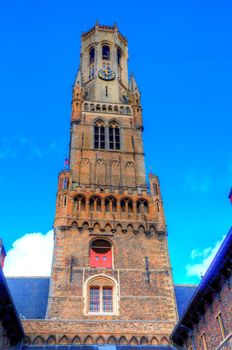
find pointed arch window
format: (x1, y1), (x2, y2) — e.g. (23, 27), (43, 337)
(89, 47), (95, 65)
(109, 122), (120, 150)
(117, 48), (122, 66)
(74, 195), (86, 212)
(102, 45), (110, 60)
(89, 196), (102, 212)
(136, 199), (149, 215)
(94, 120), (105, 149)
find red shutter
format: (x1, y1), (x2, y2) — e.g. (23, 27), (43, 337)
(90, 248), (112, 268)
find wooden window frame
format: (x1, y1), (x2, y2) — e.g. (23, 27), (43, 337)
(201, 333), (208, 350)
(84, 275), (118, 315)
(216, 312), (225, 340)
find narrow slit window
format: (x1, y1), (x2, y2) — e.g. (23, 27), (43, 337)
(89, 47), (95, 64)
(102, 45), (110, 60)
(117, 48), (122, 66)
(106, 86), (108, 97)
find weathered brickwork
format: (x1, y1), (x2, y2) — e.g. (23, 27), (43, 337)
(24, 23), (178, 344)
(172, 227), (232, 350)
(23, 320), (173, 345)
(185, 278), (232, 350)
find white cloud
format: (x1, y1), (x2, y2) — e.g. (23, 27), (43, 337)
(185, 235), (225, 278)
(3, 230), (53, 276)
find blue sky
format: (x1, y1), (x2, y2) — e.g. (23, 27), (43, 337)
(0, 0), (231, 284)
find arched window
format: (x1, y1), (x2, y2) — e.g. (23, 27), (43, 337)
(102, 45), (110, 60)
(89, 47), (95, 64)
(94, 120), (105, 149)
(109, 122), (120, 150)
(85, 275), (118, 314)
(117, 48), (122, 66)
(120, 106), (124, 114)
(120, 197), (133, 214)
(136, 199), (149, 215)
(105, 196), (117, 213)
(90, 239), (112, 268)
(63, 177), (69, 190)
(156, 201), (160, 212)
(105, 198), (110, 212)
(120, 199), (126, 213)
(89, 196), (102, 212)
(128, 199), (133, 213)
(74, 195), (86, 211)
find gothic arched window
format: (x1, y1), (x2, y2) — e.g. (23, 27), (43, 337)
(102, 45), (110, 60)
(94, 120), (105, 149)
(109, 122), (120, 150)
(89, 196), (102, 212)
(89, 47), (95, 65)
(120, 197), (133, 215)
(105, 196), (117, 213)
(136, 199), (149, 215)
(74, 195), (86, 212)
(117, 48), (122, 66)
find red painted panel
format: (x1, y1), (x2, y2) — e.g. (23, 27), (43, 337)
(90, 248), (112, 268)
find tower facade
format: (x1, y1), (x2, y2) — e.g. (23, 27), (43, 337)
(24, 23), (177, 345)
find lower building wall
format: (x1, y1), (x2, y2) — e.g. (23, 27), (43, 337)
(22, 320), (175, 346)
(184, 280), (232, 350)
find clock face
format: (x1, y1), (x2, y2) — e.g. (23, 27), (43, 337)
(98, 67), (116, 81)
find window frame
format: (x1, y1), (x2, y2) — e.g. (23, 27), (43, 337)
(89, 47), (95, 65)
(109, 122), (120, 150)
(216, 312), (226, 340)
(94, 120), (106, 150)
(102, 45), (110, 60)
(201, 333), (208, 350)
(89, 285), (113, 313)
(84, 275), (119, 315)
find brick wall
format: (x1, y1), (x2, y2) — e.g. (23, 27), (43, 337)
(185, 277), (232, 349)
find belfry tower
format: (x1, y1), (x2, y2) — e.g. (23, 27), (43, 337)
(25, 23), (177, 345)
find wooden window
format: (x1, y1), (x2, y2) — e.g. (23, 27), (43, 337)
(201, 333), (208, 350)
(89, 285), (113, 313)
(90, 239), (112, 268)
(103, 287), (113, 312)
(216, 313), (225, 340)
(89, 286), (100, 312)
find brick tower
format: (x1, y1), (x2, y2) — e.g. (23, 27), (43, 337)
(24, 23), (177, 345)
